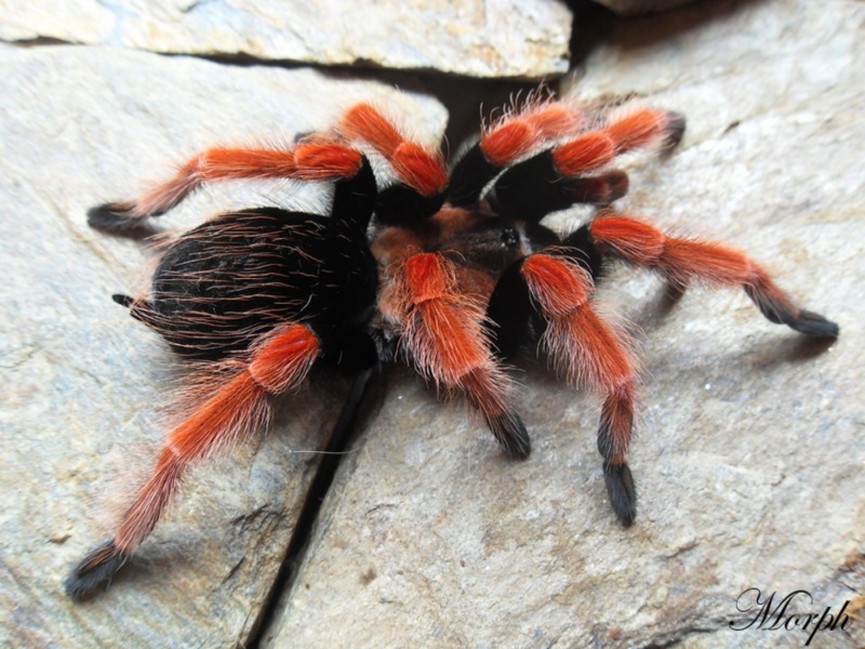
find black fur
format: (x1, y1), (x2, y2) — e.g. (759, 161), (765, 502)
(125, 161), (379, 362)
(488, 411), (531, 459)
(374, 183), (445, 224)
(561, 224), (605, 281)
(603, 462), (636, 526)
(490, 151), (629, 222)
(447, 144), (501, 208)
(65, 540), (129, 600)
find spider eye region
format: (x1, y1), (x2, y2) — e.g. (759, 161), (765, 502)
(500, 226), (519, 247)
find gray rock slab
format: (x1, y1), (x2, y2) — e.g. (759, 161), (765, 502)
(0, 44), (445, 648)
(265, 0), (865, 647)
(0, 0), (572, 79)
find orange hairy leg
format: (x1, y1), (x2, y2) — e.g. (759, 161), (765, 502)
(457, 105), (683, 220)
(65, 323), (321, 599)
(338, 103), (447, 196)
(590, 214), (839, 338)
(521, 253), (639, 524)
(551, 106), (684, 178)
(87, 142), (363, 227)
(384, 252), (530, 457)
(480, 101), (585, 166)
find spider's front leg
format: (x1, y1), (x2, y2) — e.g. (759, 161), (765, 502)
(488, 252), (639, 525)
(88, 141), (364, 229)
(381, 252), (531, 458)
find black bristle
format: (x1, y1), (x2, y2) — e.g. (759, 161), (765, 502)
(87, 202), (142, 230)
(65, 540), (129, 600)
(603, 461), (636, 526)
(791, 310), (840, 339)
(490, 411), (531, 459)
(112, 294), (134, 308)
(663, 111), (687, 150)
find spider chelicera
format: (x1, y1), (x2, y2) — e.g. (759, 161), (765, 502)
(66, 95), (838, 598)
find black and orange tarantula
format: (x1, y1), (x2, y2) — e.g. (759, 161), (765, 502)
(66, 96), (838, 597)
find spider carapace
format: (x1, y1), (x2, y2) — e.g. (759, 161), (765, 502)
(66, 96), (838, 597)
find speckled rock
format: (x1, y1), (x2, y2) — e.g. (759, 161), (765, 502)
(264, 0), (865, 647)
(0, 44), (445, 648)
(0, 0), (572, 78)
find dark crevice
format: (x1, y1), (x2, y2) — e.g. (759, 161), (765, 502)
(245, 366), (388, 648)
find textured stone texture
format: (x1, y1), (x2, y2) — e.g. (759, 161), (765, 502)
(267, 1), (865, 647)
(0, 0), (572, 78)
(0, 44), (445, 648)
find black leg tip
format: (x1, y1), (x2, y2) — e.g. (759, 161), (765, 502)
(87, 202), (137, 230)
(111, 293), (134, 308)
(65, 540), (128, 600)
(490, 412), (531, 459)
(603, 170), (630, 204)
(603, 461), (636, 526)
(791, 310), (839, 339)
(663, 111), (686, 150)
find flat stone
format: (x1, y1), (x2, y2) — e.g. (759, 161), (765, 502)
(0, 0), (572, 78)
(0, 44), (445, 648)
(266, 0), (865, 646)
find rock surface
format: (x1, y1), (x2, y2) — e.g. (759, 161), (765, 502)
(267, 1), (865, 647)
(1, 0), (863, 648)
(0, 0), (572, 78)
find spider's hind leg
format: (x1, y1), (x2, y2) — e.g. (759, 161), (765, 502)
(65, 322), (322, 599)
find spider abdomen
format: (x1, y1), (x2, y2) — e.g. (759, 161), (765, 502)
(130, 208), (378, 361)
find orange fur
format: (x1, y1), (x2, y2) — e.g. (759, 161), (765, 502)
(522, 254), (637, 460)
(249, 324), (321, 393)
(591, 213), (801, 320)
(292, 142), (363, 179)
(606, 107), (667, 153)
(527, 104), (584, 139)
(128, 144), (364, 217)
(339, 103), (446, 195)
(132, 157), (204, 217)
(339, 103), (403, 155)
(590, 215), (665, 265)
(481, 120), (535, 166)
(481, 101), (584, 167)
(201, 148), (298, 178)
(552, 131), (616, 177)
(112, 323), (320, 553)
(403, 253), (488, 381)
(391, 141), (448, 196)
(384, 253), (511, 418)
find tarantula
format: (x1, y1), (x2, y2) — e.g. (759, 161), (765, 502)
(66, 95), (838, 598)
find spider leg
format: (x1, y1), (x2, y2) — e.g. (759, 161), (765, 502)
(449, 102), (684, 219)
(590, 214), (840, 338)
(383, 252), (530, 457)
(65, 322), (321, 599)
(88, 142), (364, 229)
(489, 252), (639, 524)
(338, 103), (448, 224)
(448, 101), (585, 207)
